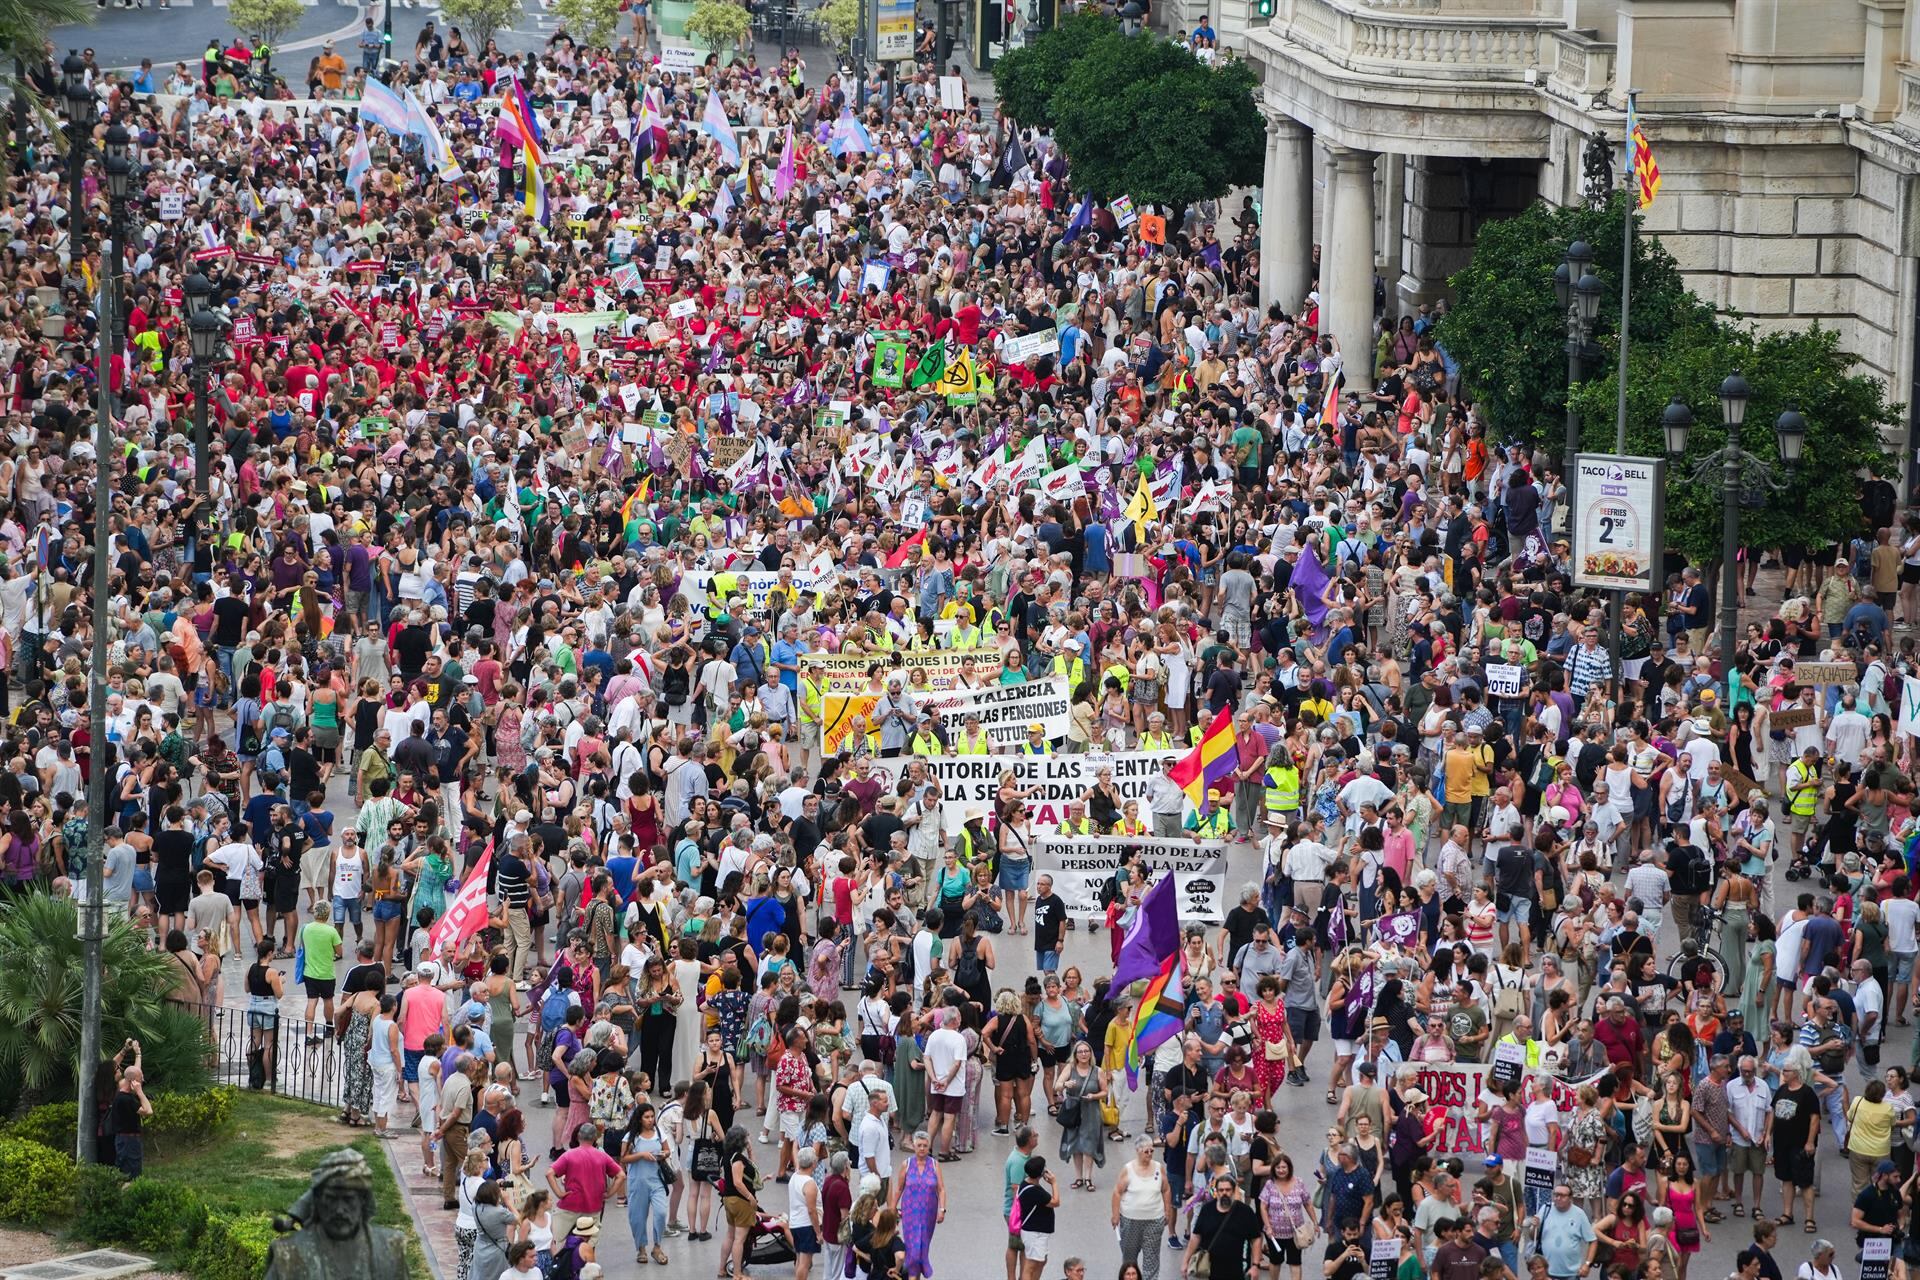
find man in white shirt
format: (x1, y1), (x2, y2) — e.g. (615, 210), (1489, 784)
(1437, 826), (1473, 907)
(856, 1088), (893, 1193)
(1624, 849), (1673, 933)
(1885, 891), (1920, 1026)
(1723, 1055), (1773, 1219)
(1681, 721), (1721, 802)
(1851, 958), (1886, 1073)
(1825, 695), (1872, 770)
(1283, 818), (1335, 917)
(924, 1011), (968, 1158)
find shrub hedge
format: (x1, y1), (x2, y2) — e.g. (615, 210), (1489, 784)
(0, 1138), (76, 1225)
(3, 1086), (237, 1155)
(0, 1086), (270, 1279)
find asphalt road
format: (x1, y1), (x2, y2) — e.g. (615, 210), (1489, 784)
(52, 0), (368, 71)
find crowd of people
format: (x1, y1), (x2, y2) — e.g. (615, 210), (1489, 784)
(10, 7), (1920, 1280)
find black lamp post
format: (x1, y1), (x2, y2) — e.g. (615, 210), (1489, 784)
(61, 52), (90, 251)
(1555, 240), (1603, 516)
(1661, 374), (1808, 686)
(185, 272), (217, 496)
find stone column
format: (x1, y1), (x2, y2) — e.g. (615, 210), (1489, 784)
(1259, 115), (1314, 313)
(1324, 143), (1377, 381)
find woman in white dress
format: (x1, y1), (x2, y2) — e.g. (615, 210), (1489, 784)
(671, 935), (704, 1086)
(1154, 617), (1194, 740)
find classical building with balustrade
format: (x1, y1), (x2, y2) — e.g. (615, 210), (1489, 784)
(1187, 0), (1920, 478)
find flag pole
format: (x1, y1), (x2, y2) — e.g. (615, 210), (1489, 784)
(1614, 87), (1637, 455)
(1607, 87), (1641, 705)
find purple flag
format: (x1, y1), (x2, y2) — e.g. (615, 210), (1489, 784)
(1292, 541), (1332, 639)
(1111, 874), (1180, 994)
(648, 434), (669, 473)
(1349, 964), (1377, 1018)
(1376, 911), (1420, 948)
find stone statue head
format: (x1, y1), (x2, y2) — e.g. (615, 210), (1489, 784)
(290, 1149), (376, 1242)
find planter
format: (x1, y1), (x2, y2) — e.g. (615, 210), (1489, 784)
(657, 0), (696, 39)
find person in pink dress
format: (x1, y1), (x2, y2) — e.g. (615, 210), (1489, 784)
(1662, 1150), (1707, 1280)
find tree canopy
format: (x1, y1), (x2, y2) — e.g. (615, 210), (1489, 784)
(1440, 195), (1897, 564)
(1567, 316), (1897, 564)
(993, 14), (1263, 208)
(1436, 194), (1707, 448)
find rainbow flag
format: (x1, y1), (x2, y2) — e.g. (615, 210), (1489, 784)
(1124, 949), (1188, 1085)
(1168, 706), (1238, 811)
(502, 78), (545, 168)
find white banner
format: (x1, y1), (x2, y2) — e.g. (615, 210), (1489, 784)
(1001, 328), (1060, 364)
(658, 45), (701, 73)
(822, 677), (1072, 754)
(1405, 1063), (1604, 1154)
(1484, 663), (1526, 698)
(869, 749), (1182, 835)
(1035, 836), (1230, 921)
(683, 568), (822, 611)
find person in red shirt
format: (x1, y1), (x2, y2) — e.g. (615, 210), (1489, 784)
(952, 297), (983, 346)
(1593, 997), (1645, 1073)
(545, 1122), (626, 1240)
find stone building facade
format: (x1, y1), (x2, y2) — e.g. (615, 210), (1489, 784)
(1225, 0), (1920, 481)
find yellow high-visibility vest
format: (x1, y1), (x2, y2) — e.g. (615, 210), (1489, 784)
(1265, 765), (1300, 815)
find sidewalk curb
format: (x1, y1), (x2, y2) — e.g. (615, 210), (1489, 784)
(378, 1128), (450, 1280)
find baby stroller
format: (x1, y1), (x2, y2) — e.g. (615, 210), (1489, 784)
(745, 1214), (797, 1269)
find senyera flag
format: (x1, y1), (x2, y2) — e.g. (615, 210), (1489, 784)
(427, 841), (495, 956)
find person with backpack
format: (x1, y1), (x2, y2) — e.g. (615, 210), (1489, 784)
(946, 913), (995, 1009)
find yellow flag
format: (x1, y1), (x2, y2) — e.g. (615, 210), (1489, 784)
(934, 349), (978, 397)
(1123, 475), (1158, 526)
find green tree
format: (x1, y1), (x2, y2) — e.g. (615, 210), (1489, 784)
(226, 0), (305, 48)
(819, 0), (859, 52)
(1435, 194), (1708, 447)
(1567, 317), (1897, 565)
(0, 0), (93, 186)
(1046, 31), (1262, 211)
(992, 9), (1118, 131)
(0, 893), (212, 1112)
(683, 0), (752, 59)
(436, 0), (519, 54)
(551, 0), (624, 48)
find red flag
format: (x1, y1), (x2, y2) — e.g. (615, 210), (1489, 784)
(426, 843), (495, 956)
(885, 527), (926, 569)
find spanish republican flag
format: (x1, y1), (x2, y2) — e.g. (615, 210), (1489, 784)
(1168, 706), (1239, 810)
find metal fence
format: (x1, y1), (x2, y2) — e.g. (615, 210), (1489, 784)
(186, 1002), (343, 1110)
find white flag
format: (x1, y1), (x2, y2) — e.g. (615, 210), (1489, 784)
(1899, 676), (1920, 739)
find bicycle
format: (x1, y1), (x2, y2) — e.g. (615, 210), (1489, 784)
(1664, 903), (1729, 990)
